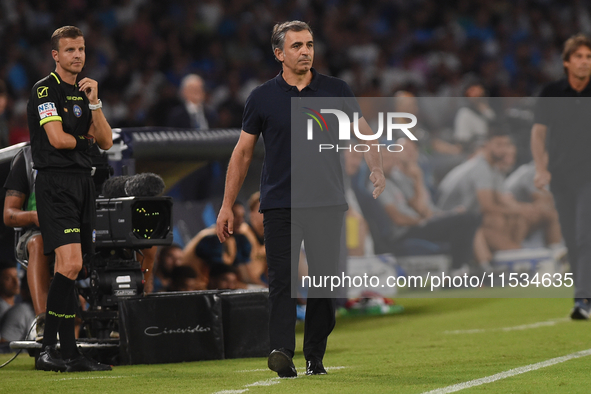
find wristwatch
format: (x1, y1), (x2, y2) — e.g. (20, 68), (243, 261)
(89, 100), (102, 111)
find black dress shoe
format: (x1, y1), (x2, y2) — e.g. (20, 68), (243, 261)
(305, 358), (327, 375)
(36, 345), (67, 372)
(65, 354), (112, 372)
(268, 349), (297, 378)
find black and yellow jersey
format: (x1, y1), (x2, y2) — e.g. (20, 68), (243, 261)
(27, 71), (93, 170)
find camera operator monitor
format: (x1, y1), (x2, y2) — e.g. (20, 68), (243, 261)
(95, 196), (173, 249)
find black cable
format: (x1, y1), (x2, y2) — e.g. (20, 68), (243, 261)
(0, 317), (37, 369)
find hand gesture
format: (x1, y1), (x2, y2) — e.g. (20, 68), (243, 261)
(78, 77), (99, 105)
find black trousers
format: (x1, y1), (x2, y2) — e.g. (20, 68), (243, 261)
(263, 206), (345, 361)
(551, 176), (591, 300)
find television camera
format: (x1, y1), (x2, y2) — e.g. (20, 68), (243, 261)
(75, 157), (173, 343)
(77, 195), (173, 341)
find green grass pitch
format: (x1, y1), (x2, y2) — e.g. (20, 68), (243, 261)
(1, 297), (590, 394)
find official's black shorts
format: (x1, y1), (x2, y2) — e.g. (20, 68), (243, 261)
(36, 169), (96, 255)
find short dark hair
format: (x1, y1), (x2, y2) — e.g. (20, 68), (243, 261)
(562, 33), (591, 73)
(0, 79), (6, 97)
(51, 26), (84, 51)
(0, 261), (16, 272)
(461, 75), (484, 96)
(487, 122), (511, 140)
(170, 265), (197, 280)
(208, 263), (236, 279)
(168, 265), (198, 291)
(271, 21), (313, 62)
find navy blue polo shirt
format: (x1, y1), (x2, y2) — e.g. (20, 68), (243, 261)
(534, 78), (591, 181)
(242, 68), (359, 210)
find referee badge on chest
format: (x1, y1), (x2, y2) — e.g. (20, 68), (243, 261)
(73, 105), (82, 117)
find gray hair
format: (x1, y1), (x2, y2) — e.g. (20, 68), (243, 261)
(180, 74), (203, 92)
(271, 21), (313, 61)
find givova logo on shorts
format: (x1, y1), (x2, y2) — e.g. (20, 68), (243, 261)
(64, 228), (80, 234)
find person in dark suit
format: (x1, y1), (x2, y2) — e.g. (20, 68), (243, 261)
(531, 33), (591, 320)
(166, 73), (223, 201)
(167, 74), (218, 129)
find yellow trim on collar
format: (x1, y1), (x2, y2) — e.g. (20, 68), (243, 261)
(50, 72), (60, 84)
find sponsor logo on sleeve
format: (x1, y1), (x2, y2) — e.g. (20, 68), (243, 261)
(37, 86), (49, 99)
(38, 102), (58, 119)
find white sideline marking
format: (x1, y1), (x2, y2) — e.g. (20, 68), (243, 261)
(421, 348), (591, 394)
(236, 365), (346, 373)
(443, 318), (569, 334)
(325, 366), (347, 371)
(216, 366), (347, 393)
(54, 375), (134, 381)
(245, 378), (281, 387)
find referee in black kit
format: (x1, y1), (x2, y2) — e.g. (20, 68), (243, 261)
(29, 26), (113, 371)
(216, 21), (385, 377)
(531, 34), (591, 320)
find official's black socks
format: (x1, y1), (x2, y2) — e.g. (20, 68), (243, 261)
(59, 289), (79, 360)
(42, 272), (75, 351)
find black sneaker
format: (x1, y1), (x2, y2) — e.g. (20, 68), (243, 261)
(36, 345), (67, 372)
(268, 349), (297, 378)
(65, 354), (112, 372)
(571, 299), (590, 320)
(305, 358), (327, 375)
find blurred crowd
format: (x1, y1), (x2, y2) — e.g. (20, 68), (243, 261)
(0, 0), (582, 344)
(154, 192), (267, 293)
(2, 0), (591, 146)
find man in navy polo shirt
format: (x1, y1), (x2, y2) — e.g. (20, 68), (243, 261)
(216, 21), (385, 377)
(531, 33), (591, 319)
